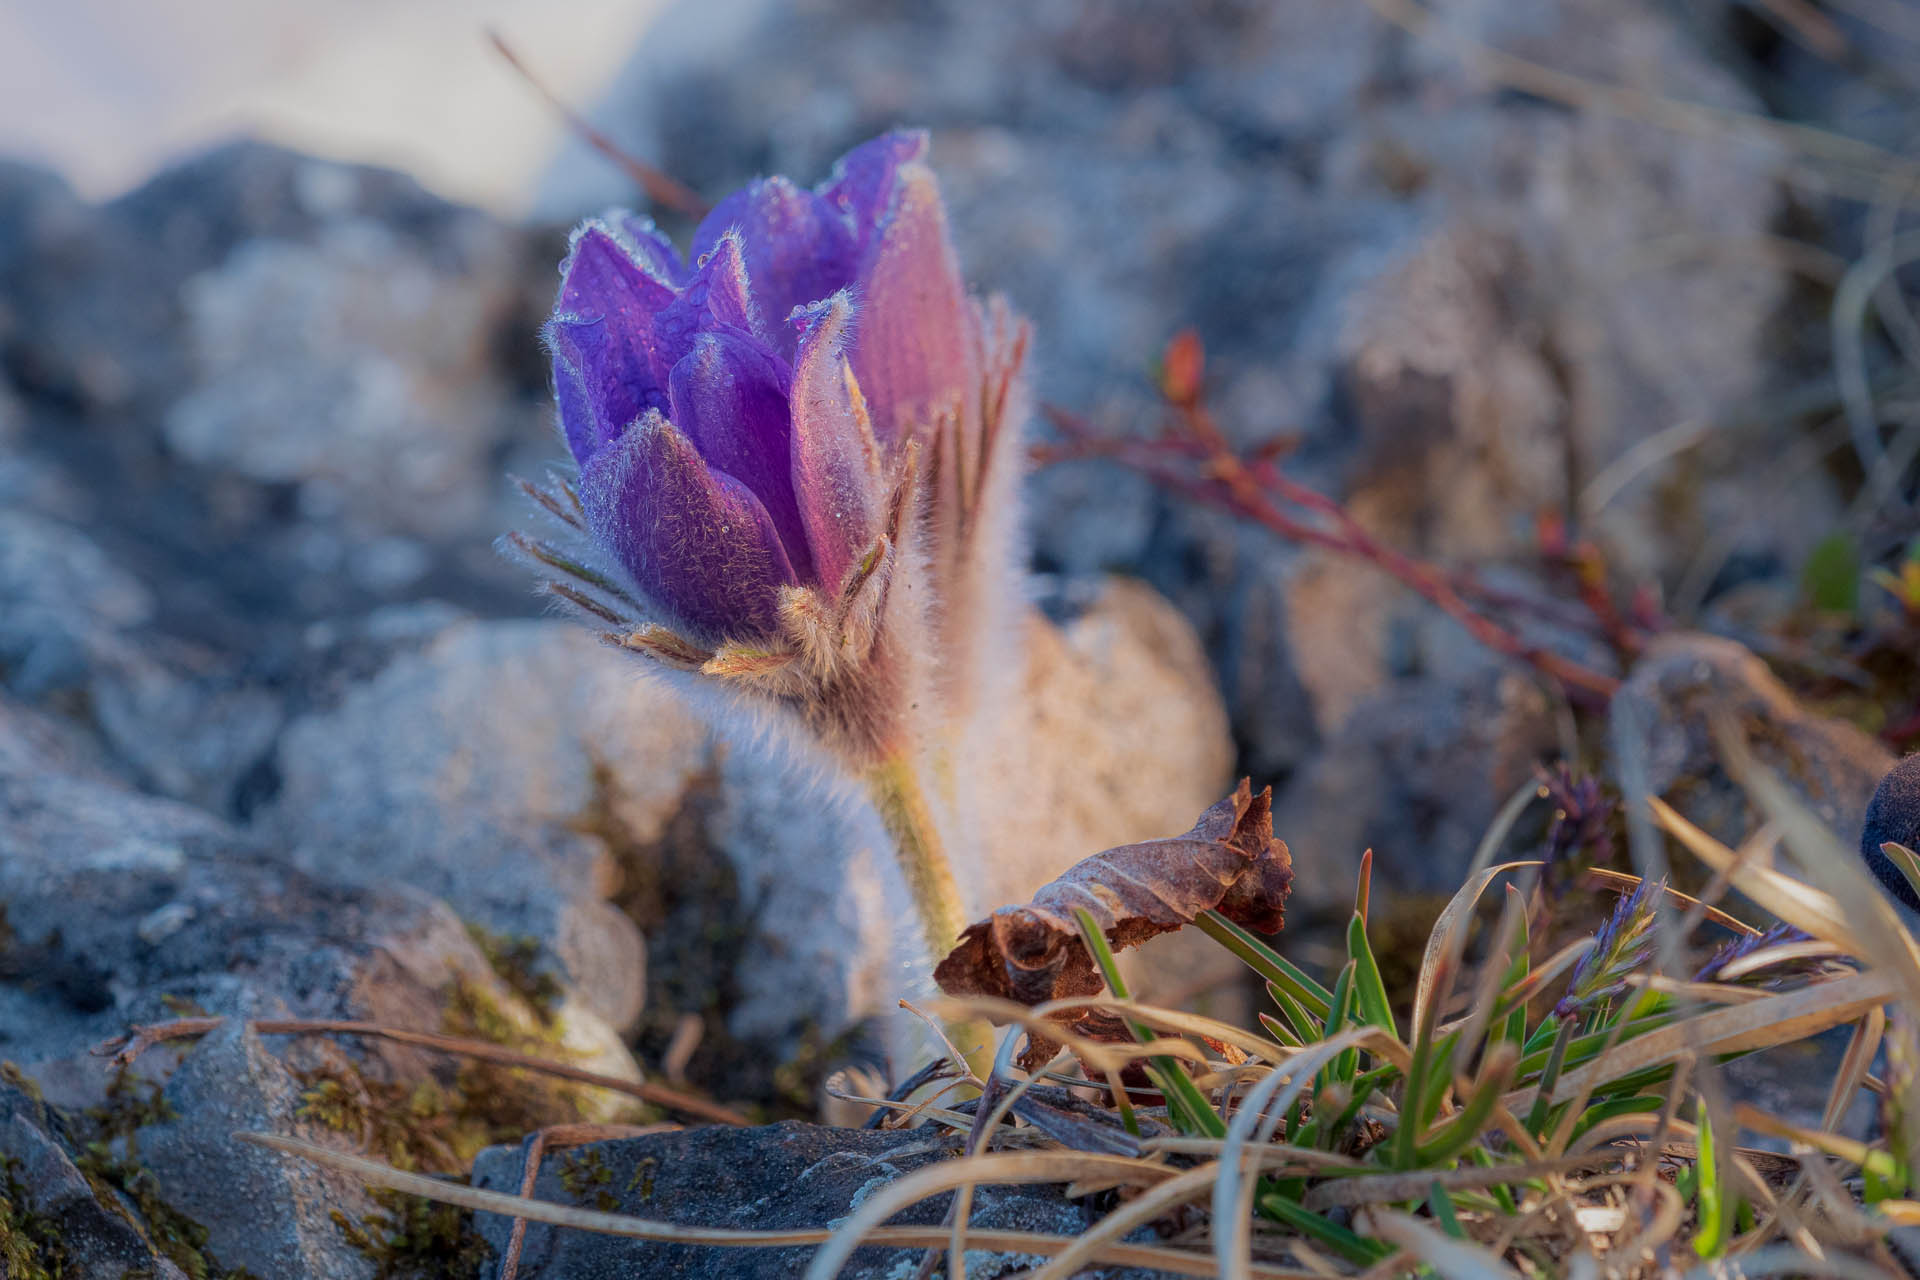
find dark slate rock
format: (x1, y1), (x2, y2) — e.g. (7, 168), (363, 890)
(470, 1121), (1164, 1280)
(0, 1081), (191, 1280)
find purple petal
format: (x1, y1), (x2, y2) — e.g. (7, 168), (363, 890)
(549, 343), (607, 464)
(819, 130), (929, 251)
(578, 410), (797, 644)
(789, 292), (881, 591)
(692, 177), (856, 359)
(609, 211), (686, 283)
(847, 162), (980, 446)
(651, 230), (767, 368)
(668, 331), (814, 582)
(549, 222), (681, 465)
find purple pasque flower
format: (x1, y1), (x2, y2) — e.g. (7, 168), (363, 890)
(509, 132), (1029, 765)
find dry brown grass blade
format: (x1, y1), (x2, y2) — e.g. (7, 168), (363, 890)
(1026, 1164), (1222, 1280)
(1216, 1033), (1371, 1280)
(1584, 866), (1764, 935)
(1648, 799), (1856, 948)
(1823, 1007), (1885, 1136)
(1710, 721), (1920, 1006)
(243, 1132), (1292, 1278)
(934, 994), (1297, 1067)
(945, 1037), (1060, 1280)
(1630, 977), (1776, 1006)
(1141, 1135), (1363, 1170)
(1531, 971), (1898, 1106)
(1362, 1208), (1522, 1278)
(1301, 1151), (1632, 1210)
(101, 1015), (750, 1126)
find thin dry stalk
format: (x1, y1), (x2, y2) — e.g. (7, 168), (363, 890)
(96, 1015), (750, 1126)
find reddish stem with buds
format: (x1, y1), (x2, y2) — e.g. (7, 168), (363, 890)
(1039, 333), (1645, 709)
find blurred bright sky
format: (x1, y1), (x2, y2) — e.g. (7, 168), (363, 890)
(0, 0), (668, 217)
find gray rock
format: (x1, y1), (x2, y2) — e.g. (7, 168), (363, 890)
(1274, 668), (1560, 917)
(165, 216), (528, 554)
(1608, 632), (1896, 847)
(1, 142), (516, 418)
(271, 618), (713, 1033)
(469, 1120), (1163, 1280)
(0, 508), (285, 814)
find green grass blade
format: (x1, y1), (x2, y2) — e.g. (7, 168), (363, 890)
(1346, 912), (1397, 1036)
(1325, 962), (1359, 1084)
(1266, 982), (1321, 1045)
(1258, 1011), (1303, 1048)
(1524, 1018), (1573, 1137)
(1072, 907), (1226, 1139)
(1414, 1047), (1514, 1165)
(1257, 1187), (1393, 1265)
(1692, 1101), (1727, 1260)
(1428, 1181), (1466, 1239)
(1199, 911), (1333, 1017)
(1467, 1145), (1519, 1215)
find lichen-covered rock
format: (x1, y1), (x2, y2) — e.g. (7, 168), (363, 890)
(469, 1120), (1164, 1280)
(0, 1081), (192, 1280)
(0, 691), (639, 1278)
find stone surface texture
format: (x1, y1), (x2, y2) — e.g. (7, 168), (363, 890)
(0, 0), (1905, 1272)
(469, 1121), (1164, 1280)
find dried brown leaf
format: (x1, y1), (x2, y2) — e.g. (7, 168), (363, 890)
(934, 781), (1291, 1064)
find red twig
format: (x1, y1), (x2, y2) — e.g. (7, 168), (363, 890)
(487, 31), (710, 218)
(1039, 341), (1630, 708)
(500, 1122), (679, 1280)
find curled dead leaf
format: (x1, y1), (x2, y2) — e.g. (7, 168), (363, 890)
(934, 780), (1291, 1066)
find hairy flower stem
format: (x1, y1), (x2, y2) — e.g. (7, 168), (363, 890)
(865, 755), (994, 1076)
(865, 754), (970, 969)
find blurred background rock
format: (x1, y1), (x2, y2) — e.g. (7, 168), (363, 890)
(2, 1), (1918, 1270)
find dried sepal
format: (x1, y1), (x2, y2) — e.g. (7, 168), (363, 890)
(512, 473), (586, 531)
(541, 580), (627, 626)
(607, 624), (712, 670)
(501, 530), (640, 609)
(702, 642), (809, 698)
